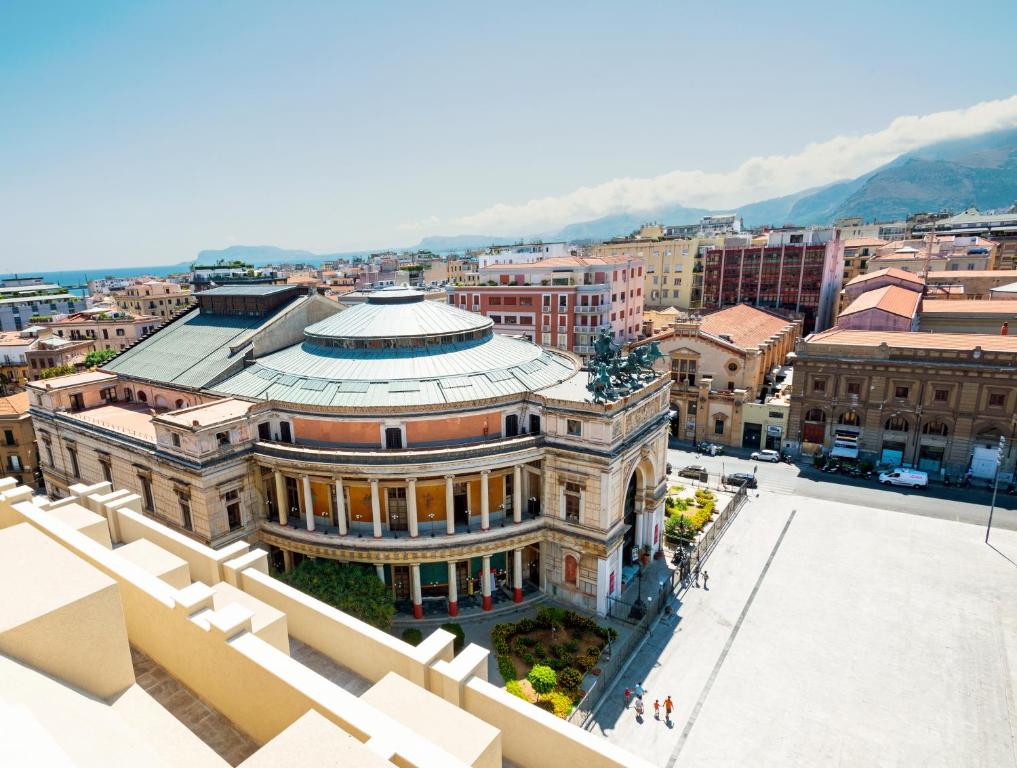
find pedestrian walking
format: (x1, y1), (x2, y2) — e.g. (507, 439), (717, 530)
(693, 567), (700, 587)
(653, 699), (660, 720)
(634, 696), (644, 718)
(664, 695), (674, 724)
(634, 682), (645, 698)
(624, 687), (631, 708)
(703, 570), (710, 590)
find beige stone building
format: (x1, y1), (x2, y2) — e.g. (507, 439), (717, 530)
(787, 329), (1017, 479)
(865, 236), (999, 275)
(41, 308), (161, 352)
(918, 300), (1017, 335)
(634, 304), (800, 449)
(587, 231), (720, 310)
(31, 285), (670, 619)
(1, 392), (36, 487)
(0, 476), (655, 768)
(114, 280), (195, 320)
(925, 270), (1017, 300)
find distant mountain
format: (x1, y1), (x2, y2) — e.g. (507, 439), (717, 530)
(195, 244), (373, 266)
(415, 234), (520, 251)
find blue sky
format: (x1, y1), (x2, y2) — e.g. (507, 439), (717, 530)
(2, 1), (1017, 270)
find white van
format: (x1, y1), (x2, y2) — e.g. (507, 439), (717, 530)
(878, 468), (928, 488)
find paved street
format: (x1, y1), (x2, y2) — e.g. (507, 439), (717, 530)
(667, 443), (1017, 531)
(588, 487), (1017, 767)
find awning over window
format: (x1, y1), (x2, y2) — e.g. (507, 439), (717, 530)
(831, 445), (859, 459)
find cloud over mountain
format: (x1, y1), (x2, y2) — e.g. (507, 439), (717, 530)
(433, 96), (1017, 236)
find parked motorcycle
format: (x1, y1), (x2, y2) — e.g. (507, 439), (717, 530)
(1006, 483), (1016, 496)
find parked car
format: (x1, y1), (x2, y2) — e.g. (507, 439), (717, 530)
(677, 465), (709, 482)
(751, 449), (781, 462)
(724, 472), (757, 489)
(700, 442), (724, 456)
(878, 468), (928, 488)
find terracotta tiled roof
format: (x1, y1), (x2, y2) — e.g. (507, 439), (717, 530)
(839, 285), (921, 319)
(806, 329), (1017, 353)
(920, 300), (1017, 315)
(699, 304), (797, 350)
(0, 392), (29, 416)
(845, 267), (925, 288)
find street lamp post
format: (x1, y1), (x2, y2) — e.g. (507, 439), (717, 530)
(629, 564), (645, 620)
(986, 435), (1006, 544)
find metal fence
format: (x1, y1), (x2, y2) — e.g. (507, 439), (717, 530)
(569, 482), (748, 728)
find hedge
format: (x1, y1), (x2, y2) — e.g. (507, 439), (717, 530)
(440, 622), (465, 653)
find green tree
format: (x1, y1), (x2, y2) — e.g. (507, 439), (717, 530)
(39, 364), (76, 379)
(84, 347), (118, 367)
(279, 559), (395, 630)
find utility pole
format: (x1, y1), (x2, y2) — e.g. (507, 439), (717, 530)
(986, 435), (1006, 544)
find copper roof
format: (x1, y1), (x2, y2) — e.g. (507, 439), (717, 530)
(839, 285), (921, 319)
(845, 267), (925, 288)
(699, 304), (797, 350)
(806, 329), (1017, 353)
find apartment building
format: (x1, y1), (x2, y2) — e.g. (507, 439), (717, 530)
(913, 206), (1017, 270)
(40, 309), (161, 352)
(0, 279), (90, 332)
(113, 281), (195, 320)
(452, 254), (645, 354)
(701, 228), (844, 333)
(477, 242), (570, 268)
(191, 261), (285, 292)
(865, 235), (999, 274)
(587, 229), (720, 310)
(0, 393), (36, 486)
(0, 330), (33, 390)
(925, 270), (1017, 300)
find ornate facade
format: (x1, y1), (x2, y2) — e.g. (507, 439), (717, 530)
(31, 285), (669, 617)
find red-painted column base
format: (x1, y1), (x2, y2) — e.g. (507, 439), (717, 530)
(482, 595), (492, 611)
(513, 587), (523, 603)
(412, 603), (423, 619)
(448, 600), (458, 616)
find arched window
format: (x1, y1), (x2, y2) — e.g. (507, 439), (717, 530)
(922, 420), (948, 436)
(123, 388), (133, 401)
(804, 408), (826, 423)
(564, 554), (578, 586)
(838, 411), (860, 426)
(884, 416), (909, 432)
(175, 399), (185, 409)
(137, 391), (148, 403)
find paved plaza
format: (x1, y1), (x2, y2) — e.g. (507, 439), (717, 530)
(588, 490), (1017, 767)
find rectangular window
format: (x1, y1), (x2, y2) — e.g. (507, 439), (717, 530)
(714, 419), (724, 435)
(67, 448), (80, 479)
(558, 294), (567, 309)
(215, 431), (230, 447)
(564, 482), (581, 523)
(258, 422), (271, 440)
(385, 427), (403, 449)
(813, 379), (826, 393)
(224, 488), (241, 531)
(279, 421), (292, 443)
(894, 385), (909, 399)
(386, 487), (408, 530)
(7, 455), (22, 472)
(846, 381), (861, 395)
(100, 460), (112, 484)
(3, 430), (13, 446)
(933, 389), (949, 402)
(989, 392), (1006, 407)
(171, 433), (181, 448)
(44, 443), (54, 467)
(178, 494), (193, 531)
(566, 419), (582, 437)
(139, 475), (154, 512)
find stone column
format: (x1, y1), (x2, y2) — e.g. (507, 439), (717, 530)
(480, 470), (490, 530)
(447, 561), (458, 616)
(411, 564), (423, 620)
(370, 479), (382, 538)
(481, 554), (492, 611)
(334, 477), (347, 535)
(513, 465), (522, 524)
(282, 549), (294, 572)
(274, 471), (288, 526)
(302, 475), (315, 531)
(634, 497), (645, 549)
(375, 564), (385, 582)
(407, 478), (418, 538)
(445, 475), (455, 535)
(513, 548), (523, 603)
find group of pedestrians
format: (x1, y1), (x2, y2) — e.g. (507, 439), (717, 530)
(624, 683), (674, 725)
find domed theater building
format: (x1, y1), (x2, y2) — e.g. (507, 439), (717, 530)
(30, 285), (669, 617)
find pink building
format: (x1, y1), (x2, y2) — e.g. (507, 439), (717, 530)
(837, 285), (921, 331)
(452, 254), (644, 356)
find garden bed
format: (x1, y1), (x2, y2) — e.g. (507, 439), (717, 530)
(492, 606), (618, 718)
(664, 487), (717, 544)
